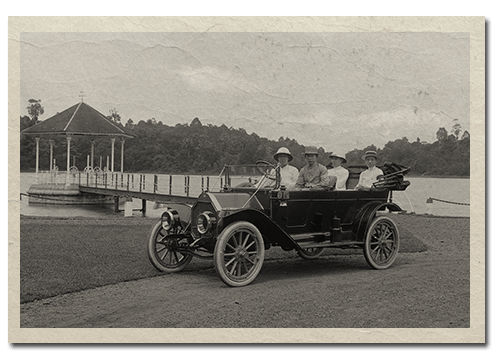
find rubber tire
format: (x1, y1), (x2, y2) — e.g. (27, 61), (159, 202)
(363, 216), (400, 270)
(214, 221), (265, 287)
(147, 220), (193, 273)
(298, 247), (325, 260)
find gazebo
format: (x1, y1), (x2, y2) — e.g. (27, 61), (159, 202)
(21, 101), (134, 184)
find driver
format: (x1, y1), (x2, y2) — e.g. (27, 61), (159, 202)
(255, 147), (299, 189)
(294, 146), (330, 190)
(273, 147), (299, 189)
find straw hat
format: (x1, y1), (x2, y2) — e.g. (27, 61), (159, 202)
(304, 146), (319, 155)
(329, 152), (347, 164)
(361, 150), (378, 161)
(273, 147), (293, 162)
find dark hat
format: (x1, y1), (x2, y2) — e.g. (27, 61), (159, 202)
(273, 147), (293, 162)
(362, 150), (378, 161)
(304, 146), (319, 155)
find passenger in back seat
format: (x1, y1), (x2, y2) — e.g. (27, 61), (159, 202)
(355, 150), (384, 191)
(327, 152), (349, 190)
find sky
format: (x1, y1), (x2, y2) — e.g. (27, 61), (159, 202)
(20, 31), (470, 153)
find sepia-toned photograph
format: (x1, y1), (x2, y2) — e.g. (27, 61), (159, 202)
(8, 16), (485, 344)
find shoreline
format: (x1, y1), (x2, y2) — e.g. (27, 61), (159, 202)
(20, 170), (471, 179)
(19, 212), (471, 223)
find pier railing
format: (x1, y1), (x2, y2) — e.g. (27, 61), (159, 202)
(35, 170), (250, 198)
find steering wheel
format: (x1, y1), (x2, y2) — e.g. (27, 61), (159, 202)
(255, 160), (276, 180)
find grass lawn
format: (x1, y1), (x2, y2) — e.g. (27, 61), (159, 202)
(20, 218), (166, 303)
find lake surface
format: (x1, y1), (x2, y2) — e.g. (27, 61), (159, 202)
(18, 172), (470, 218)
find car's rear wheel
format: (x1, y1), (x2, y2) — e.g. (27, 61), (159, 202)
(214, 221), (265, 287)
(297, 247), (324, 259)
(147, 220), (193, 272)
(363, 216), (400, 269)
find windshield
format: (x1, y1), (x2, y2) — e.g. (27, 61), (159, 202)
(222, 163), (279, 189)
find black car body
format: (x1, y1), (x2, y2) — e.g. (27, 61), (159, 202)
(148, 161), (410, 287)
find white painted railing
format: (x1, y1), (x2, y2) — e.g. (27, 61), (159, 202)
(34, 170), (251, 197)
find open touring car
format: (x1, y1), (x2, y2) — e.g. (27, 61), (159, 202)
(147, 161), (411, 287)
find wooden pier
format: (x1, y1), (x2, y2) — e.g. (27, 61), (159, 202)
(27, 171), (234, 216)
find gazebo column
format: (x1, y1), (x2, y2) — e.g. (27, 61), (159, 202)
(49, 139), (54, 172)
(110, 137), (116, 173)
(66, 136), (72, 185)
(120, 139), (125, 173)
(35, 137), (40, 183)
(90, 140), (95, 170)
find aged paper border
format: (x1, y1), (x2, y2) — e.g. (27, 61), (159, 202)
(8, 16), (485, 343)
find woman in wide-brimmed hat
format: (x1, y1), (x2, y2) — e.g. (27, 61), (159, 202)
(294, 146), (329, 189)
(355, 150), (383, 191)
(327, 152), (349, 190)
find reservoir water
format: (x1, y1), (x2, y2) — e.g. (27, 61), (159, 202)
(18, 172), (470, 218)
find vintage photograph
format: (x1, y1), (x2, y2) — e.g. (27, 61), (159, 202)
(9, 17), (484, 343)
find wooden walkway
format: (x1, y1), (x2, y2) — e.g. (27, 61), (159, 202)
(75, 172), (213, 213)
(31, 170), (252, 214)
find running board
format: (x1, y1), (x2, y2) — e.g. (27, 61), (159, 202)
(291, 231), (353, 242)
(292, 232), (330, 242)
(298, 241), (364, 248)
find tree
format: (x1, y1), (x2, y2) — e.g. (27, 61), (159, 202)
(451, 121), (462, 150)
(108, 108), (121, 124)
(125, 118), (134, 129)
(451, 120), (461, 139)
(27, 99), (44, 122)
(436, 127), (448, 143)
(20, 115), (35, 130)
(190, 117), (202, 127)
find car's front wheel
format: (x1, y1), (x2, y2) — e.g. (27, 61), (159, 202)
(147, 220), (193, 272)
(214, 221), (265, 287)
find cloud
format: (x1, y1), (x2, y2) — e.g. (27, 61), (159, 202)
(179, 66), (257, 94)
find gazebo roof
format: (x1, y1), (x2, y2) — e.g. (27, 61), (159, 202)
(21, 102), (134, 139)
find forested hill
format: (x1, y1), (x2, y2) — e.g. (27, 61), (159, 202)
(20, 116), (470, 176)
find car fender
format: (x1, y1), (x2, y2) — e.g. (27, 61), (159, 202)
(352, 201), (402, 241)
(218, 209), (299, 251)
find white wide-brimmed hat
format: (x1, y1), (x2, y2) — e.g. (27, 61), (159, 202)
(329, 152), (347, 164)
(273, 147), (293, 162)
(361, 150), (378, 161)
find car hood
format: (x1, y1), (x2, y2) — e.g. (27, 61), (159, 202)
(201, 191), (265, 212)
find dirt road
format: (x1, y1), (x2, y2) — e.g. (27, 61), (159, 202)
(20, 216), (469, 329)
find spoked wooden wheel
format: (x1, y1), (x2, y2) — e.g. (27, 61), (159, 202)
(147, 220), (193, 272)
(298, 247), (324, 260)
(363, 216), (400, 269)
(214, 221), (265, 287)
